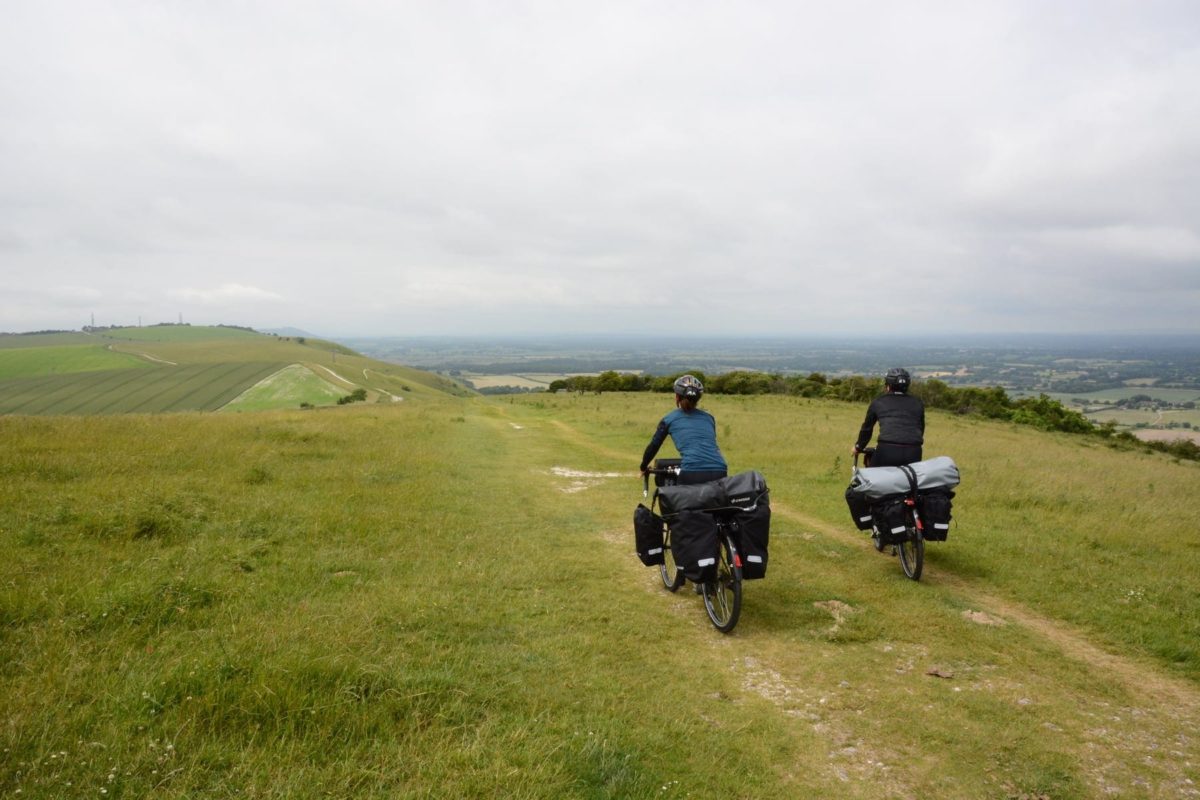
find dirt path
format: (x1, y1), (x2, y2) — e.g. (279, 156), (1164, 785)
(769, 500), (1200, 714)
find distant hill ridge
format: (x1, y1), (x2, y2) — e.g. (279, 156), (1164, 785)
(0, 325), (473, 415)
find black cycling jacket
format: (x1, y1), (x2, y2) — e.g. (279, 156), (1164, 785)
(856, 392), (925, 451)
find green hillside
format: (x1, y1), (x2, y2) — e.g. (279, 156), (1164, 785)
(0, 332), (98, 348)
(0, 344), (152, 379)
(0, 326), (473, 414)
(2, 394), (1197, 798)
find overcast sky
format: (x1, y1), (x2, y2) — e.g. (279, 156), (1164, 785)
(2, 1), (1198, 337)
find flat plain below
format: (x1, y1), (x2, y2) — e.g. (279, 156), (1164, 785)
(2, 392), (1198, 798)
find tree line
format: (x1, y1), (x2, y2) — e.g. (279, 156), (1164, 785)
(546, 370), (1200, 462)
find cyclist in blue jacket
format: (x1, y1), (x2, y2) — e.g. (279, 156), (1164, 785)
(640, 374), (728, 486)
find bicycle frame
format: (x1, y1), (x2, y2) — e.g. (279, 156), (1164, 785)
(643, 464), (744, 631)
(852, 450), (925, 581)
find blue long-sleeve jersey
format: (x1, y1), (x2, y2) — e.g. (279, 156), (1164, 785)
(640, 407), (727, 473)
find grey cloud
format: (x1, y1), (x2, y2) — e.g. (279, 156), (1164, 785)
(2, 1), (1198, 335)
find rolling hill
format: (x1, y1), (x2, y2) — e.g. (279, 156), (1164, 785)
(0, 325), (473, 415)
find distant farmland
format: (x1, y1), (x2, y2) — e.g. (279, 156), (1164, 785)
(0, 362), (286, 415)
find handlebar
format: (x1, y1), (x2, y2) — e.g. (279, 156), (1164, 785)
(852, 447), (876, 472)
(641, 465), (681, 497)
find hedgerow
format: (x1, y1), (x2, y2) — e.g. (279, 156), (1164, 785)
(549, 371), (1198, 462)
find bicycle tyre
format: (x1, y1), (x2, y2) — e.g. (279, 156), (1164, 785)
(898, 527), (924, 581)
(659, 526), (684, 592)
(703, 535), (742, 633)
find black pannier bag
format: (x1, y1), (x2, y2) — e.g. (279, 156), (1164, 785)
(871, 496), (910, 545)
(723, 470), (768, 510)
(634, 503), (666, 565)
(735, 498), (770, 579)
(918, 489), (954, 541)
(653, 457), (681, 486)
(845, 486), (874, 531)
(658, 480), (728, 516)
(669, 510), (719, 583)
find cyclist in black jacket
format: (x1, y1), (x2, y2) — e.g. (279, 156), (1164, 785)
(853, 368), (925, 467)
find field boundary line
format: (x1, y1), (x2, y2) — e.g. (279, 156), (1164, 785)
(109, 344), (177, 365)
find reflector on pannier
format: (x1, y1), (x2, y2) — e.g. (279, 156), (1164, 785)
(633, 503), (665, 565)
(918, 489), (954, 541)
(871, 497), (910, 545)
(845, 486), (874, 531)
(735, 498), (770, 579)
(669, 510), (719, 582)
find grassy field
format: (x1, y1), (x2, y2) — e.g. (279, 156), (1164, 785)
(0, 345), (152, 379)
(0, 332), (98, 349)
(0, 327), (474, 415)
(2, 393), (1198, 798)
(464, 373), (556, 389)
(93, 325), (266, 344)
(1084, 407), (1200, 427)
(1040, 387), (1200, 405)
(0, 363), (288, 415)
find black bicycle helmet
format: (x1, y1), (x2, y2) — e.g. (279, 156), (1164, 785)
(673, 374), (704, 400)
(884, 367), (911, 392)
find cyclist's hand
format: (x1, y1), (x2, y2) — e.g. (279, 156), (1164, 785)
(851, 445), (861, 456)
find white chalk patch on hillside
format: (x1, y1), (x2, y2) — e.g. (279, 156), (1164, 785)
(549, 466), (626, 493)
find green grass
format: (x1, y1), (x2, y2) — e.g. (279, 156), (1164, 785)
(0, 345), (151, 379)
(95, 325), (265, 343)
(0, 331), (474, 415)
(1039, 387), (1200, 404)
(0, 332), (98, 349)
(0, 363), (287, 414)
(3, 394), (1199, 797)
(223, 364), (349, 411)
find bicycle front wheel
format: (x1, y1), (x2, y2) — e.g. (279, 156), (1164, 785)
(898, 528), (924, 581)
(659, 526), (684, 592)
(703, 536), (742, 633)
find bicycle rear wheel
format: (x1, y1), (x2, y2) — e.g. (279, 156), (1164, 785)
(703, 536), (742, 633)
(659, 526), (684, 592)
(898, 527), (924, 581)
